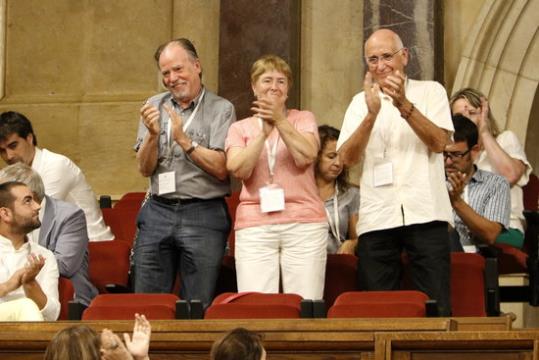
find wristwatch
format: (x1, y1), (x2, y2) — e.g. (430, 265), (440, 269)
(186, 141), (199, 155)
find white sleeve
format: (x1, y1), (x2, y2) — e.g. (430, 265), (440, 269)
(37, 250), (60, 321)
(497, 131), (533, 186)
(337, 93), (367, 150)
(40, 154), (78, 201)
(424, 81), (453, 133)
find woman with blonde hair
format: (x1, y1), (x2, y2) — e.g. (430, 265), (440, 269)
(450, 88), (532, 248)
(225, 54), (327, 300)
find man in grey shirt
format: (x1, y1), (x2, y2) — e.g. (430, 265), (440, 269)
(445, 115), (510, 252)
(134, 38), (235, 308)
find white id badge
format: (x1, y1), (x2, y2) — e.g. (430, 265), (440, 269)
(158, 171), (176, 195)
(373, 160), (393, 187)
(259, 185), (285, 213)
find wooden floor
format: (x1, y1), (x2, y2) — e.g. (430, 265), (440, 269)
(0, 315), (536, 360)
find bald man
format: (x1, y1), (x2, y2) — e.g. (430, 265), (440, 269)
(337, 29), (454, 315)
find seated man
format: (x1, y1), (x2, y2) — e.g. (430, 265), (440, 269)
(0, 163), (97, 306)
(445, 115), (511, 252)
(0, 111), (113, 241)
(0, 181), (60, 321)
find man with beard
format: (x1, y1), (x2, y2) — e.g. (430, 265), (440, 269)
(134, 38), (235, 308)
(0, 163), (97, 306)
(0, 181), (60, 321)
(445, 115), (511, 252)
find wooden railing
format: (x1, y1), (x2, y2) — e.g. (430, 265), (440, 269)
(0, 316), (527, 360)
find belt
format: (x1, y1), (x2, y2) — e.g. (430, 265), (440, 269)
(151, 194), (209, 206)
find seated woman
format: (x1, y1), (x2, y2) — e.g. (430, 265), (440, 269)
(315, 125), (359, 254)
(225, 54), (327, 300)
(450, 88), (532, 248)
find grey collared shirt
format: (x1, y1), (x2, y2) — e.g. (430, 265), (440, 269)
(135, 88), (236, 199)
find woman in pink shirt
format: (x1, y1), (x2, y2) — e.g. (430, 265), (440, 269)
(225, 55), (327, 300)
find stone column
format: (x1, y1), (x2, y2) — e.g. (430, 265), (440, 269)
(218, 0), (301, 119)
(363, 0), (444, 83)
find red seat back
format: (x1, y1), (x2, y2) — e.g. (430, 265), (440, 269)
(88, 241), (131, 293)
(101, 207), (139, 245)
(324, 254), (358, 307)
(114, 192), (146, 209)
(450, 252), (487, 316)
(58, 277), (75, 320)
(328, 290), (428, 318)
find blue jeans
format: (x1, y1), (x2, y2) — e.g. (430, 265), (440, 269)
(133, 197), (230, 308)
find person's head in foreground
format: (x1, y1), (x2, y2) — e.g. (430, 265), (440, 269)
(210, 327), (266, 360)
(44, 313), (151, 360)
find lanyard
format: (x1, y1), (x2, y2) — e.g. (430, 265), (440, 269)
(166, 88), (206, 147)
(258, 118), (280, 182)
(324, 185), (341, 242)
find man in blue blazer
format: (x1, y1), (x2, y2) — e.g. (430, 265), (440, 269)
(0, 163), (97, 306)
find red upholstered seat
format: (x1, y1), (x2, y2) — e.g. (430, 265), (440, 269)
(101, 207), (139, 245)
(114, 192), (146, 209)
(327, 290), (428, 318)
(450, 252), (488, 316)
(205, 292), (303, 319)
(58, 277), (75, 320)
(82, 293), (180, 320)
(324, 254), (358, 307)
(88, 241), (131, 293)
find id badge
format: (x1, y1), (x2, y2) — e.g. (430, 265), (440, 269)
(158, 171), (176, 195)
(259, 184), (285, 213)
(373, 159), (393, 187)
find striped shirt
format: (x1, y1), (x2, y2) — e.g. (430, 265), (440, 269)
(453, 168), (511, 250)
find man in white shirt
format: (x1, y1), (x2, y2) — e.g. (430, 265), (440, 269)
(338, 29), (454, 315)
(0, 111), (113, 241)
(0, 181), (60, 321)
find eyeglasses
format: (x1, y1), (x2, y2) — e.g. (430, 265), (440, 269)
(443, 149), (471, 160)
(365, 48), (404, 66)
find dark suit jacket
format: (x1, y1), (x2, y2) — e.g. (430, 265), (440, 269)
(39, 195), (98, 305)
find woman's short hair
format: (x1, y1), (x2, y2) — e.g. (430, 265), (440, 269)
(250, 54), (293, 88)
(210, 327), (265, 360)
(450, 87), (500, 137)
(44, 325), (101, 360)
(317, 124), (349, 193)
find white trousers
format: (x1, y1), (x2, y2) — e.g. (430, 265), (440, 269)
(235, 222), (328, 300)
(0, 298), (44, 321)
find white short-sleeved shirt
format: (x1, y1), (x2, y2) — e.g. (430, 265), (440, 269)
(0, 235), (60, 321)
(337, 79), (454, 236)
(31, 148), (114, 241)
(476, 130), (533, 232)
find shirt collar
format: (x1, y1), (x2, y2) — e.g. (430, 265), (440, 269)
(0, 233), (32, 252)
(171, 86), (205, 111)
(469, 166), (485, 184)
